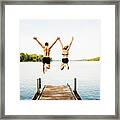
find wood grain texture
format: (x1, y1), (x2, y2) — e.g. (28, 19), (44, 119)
(39, 85), (77, 100)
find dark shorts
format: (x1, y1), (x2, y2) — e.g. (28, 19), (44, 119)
(42, 57), (50, 64)
(62, 58), (69, 63)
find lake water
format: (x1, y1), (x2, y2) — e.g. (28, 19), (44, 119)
(20, 61), (100, 100)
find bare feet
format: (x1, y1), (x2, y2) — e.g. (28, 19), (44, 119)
(61, 66), (64, 70)
(46, 66), (50, 69)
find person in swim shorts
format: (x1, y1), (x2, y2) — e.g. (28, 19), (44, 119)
(58, 37), (74, 70)
(33, 37), (60, 73)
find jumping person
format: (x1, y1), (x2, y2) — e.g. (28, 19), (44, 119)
(33, 37), (60, 73)
(58, 37), (74, 70)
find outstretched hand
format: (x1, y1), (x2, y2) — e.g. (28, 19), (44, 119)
(57, 37), (60, 40)
(33, 37), (37, 40)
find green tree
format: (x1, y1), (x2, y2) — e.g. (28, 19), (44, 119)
(20, 53), (52, 62)
(20, 53), (26, 62)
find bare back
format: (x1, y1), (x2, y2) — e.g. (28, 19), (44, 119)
(62, 49), (69, 58)
(43, 46), (50, 57)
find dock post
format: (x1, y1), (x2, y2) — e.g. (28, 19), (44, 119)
(33, 78), (41, 100)
(37, 79), (39, 92)
(37, 78), (41, 92)
(39, 78), (41, 89)
(73, 78), (82, 100)
(74, 78), (77, 92)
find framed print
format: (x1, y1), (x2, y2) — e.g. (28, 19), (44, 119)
(0, 0), (119, 119)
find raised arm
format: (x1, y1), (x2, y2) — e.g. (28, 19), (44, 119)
(58, 39), (63, 49)
(68, 36), (74, 51)
(33, 37), (44, 48)
(49, 37), (60, 49)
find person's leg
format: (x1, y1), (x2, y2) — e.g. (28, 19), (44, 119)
(42, 57), (46, 73)
(67, 63), (69, 70)
(61, 58), (65, 70)
(60, 63), (65, 70)
(45, 57), (50, 70)
(46, 64), (50, 69)
(66, 58), (69, 70)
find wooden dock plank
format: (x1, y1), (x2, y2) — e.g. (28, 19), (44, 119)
(39, 85), (77, 100)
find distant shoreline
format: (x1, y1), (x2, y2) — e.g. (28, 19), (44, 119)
(52, 60), (100, 62)
(20, 53), (100, 62)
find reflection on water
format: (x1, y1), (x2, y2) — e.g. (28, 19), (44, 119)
(20, 61), (100, 100)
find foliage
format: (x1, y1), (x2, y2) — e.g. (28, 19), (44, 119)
(20, 53), (45, 62)
(80, 57), (100, 61)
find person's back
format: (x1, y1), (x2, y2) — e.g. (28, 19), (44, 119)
(58, 37), (74, 70)
(33, 37), (60, 73)
(62, 46), (69, 58)
(43, 42), (50, 57)
(43, 46), (50, 57)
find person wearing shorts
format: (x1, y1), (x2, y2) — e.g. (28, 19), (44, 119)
(42, 57), (51, 64)
(33, 37), (60, 73)
(58, 37), (74, 70)
(62, 58), (69, 64)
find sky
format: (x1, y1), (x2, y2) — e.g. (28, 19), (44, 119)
(19, 19), (100, 60)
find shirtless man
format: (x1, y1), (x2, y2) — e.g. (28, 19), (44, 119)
(58, 37), (74, 70)
(33, 37), (60, 73)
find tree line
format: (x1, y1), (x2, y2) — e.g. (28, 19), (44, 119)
(20, 53), (52, 62)
(20, 53), (100, 62)
(80, 57), (100, 61)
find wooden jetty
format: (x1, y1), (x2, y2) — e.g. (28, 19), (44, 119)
(33, 78), (81, 100)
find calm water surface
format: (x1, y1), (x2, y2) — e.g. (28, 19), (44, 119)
(20, 61), (100, 100)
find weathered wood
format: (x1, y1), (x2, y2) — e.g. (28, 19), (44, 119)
(33, 77), (82, 100)
(38, 85), (78, 100)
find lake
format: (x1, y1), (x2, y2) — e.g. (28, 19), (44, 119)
(20, 61), (100, 100)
